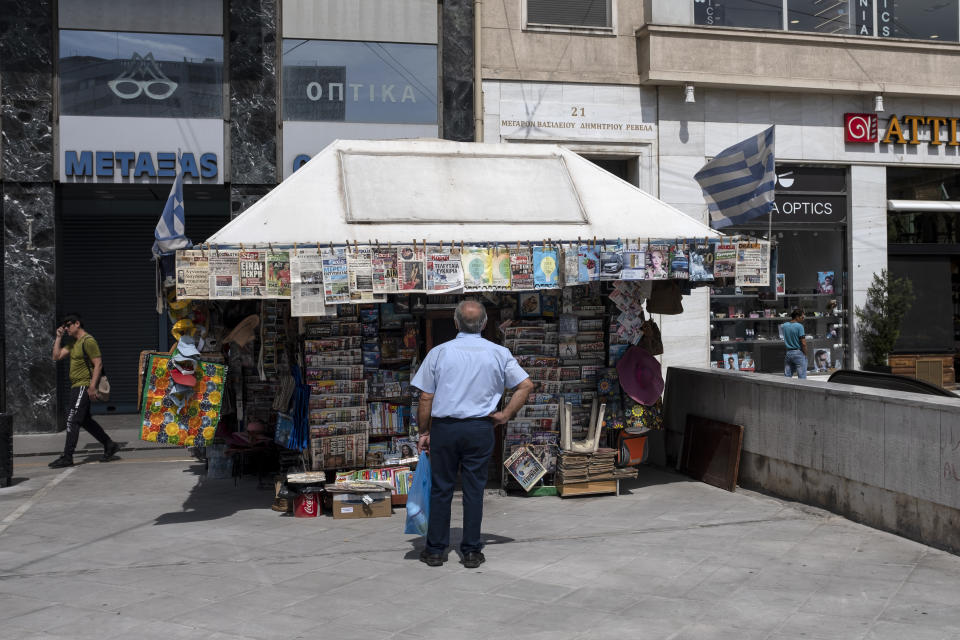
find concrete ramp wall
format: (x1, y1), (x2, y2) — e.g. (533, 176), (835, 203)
(662, 367), (960, 554)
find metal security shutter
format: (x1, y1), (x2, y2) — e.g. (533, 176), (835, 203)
(527, 0), (610, 27)
(58, 191), (229, 415)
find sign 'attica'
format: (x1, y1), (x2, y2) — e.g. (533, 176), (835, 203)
(844, 113), (960, 146)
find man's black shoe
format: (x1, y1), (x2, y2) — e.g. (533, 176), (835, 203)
(462, 551), (485, 568)
(419, 550), (444, 567)
(48, 456), (73, 469)
(101, 442), (121, 462)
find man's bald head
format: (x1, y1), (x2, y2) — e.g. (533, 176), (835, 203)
(454, 300), (487, 334)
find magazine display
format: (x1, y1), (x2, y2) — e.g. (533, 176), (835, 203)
(397, 245), (426, 292)
(372, 248), (399, 294)
(491, 248), (512, 290)
(645, 242), (670, 280)
(669, 244), (689, 280)
(533, 246), (559, 289)
(620, 241), (646, 280)
(461, 246), (493, 290)
(503, 444), (548, 492)
(689, 243), (715, 282)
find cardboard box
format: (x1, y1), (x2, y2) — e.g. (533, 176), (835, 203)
(332, 490), (392, 519)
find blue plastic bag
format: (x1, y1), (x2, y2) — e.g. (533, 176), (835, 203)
(404, 452), (431, 536)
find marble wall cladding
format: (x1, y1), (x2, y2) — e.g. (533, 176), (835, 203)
(231, 185), (272, 219)
(229, 0), (278, 184)
(441, 0), (474, 142)
(3, 183), (57, 431)
(0, 0), (54, 182)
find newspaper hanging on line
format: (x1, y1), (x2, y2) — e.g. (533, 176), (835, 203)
(426, 252), (464, 293)
(372, 247), (399, 294)
(397, 245), (426, 293)
(347, 247), (383, 302)
(239, 250), (267, 298)
(266, 251), (291, 298)
(735, 240), (771, 287)
(620, 240), (646, 281)
(175, 250), (209, 299)
(713, 241), (737, 279)
(491, 248), (512, 290)
(532, 246), (559, 289)
(461, 246), (493, 291)
(290, 249), (332, 317)
(510, 247), (535, 291)
(208, 249), (241, 299)
(322, 247), (350, 305)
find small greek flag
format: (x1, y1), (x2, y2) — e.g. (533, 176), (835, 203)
(152, 167), (191, 258)
(695, 126), (776, 230)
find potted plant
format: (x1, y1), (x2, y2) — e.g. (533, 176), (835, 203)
(854, 270), (914, 373)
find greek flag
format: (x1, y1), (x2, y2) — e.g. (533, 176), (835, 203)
(695, 126), (776, 230)
(152, 167), (191, 258)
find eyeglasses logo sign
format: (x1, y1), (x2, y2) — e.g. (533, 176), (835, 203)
(844, 113), (878, 143)
(775, 171), (795, 189)
(108, 52), (178, 100)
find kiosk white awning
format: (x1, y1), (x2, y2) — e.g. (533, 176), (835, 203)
(205, 139), (719, 246)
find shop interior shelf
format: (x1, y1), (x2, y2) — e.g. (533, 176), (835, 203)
(711, 293), (840, 299)
(711, 337), (840, 345)
(711, 315), (844, 322)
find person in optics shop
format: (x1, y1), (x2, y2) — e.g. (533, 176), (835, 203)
(412, 300), (534, 568)
(782, 308), (808, 379)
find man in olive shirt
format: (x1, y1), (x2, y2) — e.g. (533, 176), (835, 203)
(782, 309), (807, 379)
(49, 314), (120, 468)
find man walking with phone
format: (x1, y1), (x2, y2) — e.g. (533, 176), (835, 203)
(48, 314), (120, 468)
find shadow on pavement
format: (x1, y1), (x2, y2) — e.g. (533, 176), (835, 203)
(154, 463), (272, 525)
(401, 528), (516, 562)
(619, 465), (691, 495)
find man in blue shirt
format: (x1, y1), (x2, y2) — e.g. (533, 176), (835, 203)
(412, 300), (534, 568)
(782, 309), (807, 379)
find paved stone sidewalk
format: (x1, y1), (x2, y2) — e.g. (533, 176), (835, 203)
(1, 450), (960, 640)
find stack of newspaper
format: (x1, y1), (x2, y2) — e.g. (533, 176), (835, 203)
(556, 449), (636, 484)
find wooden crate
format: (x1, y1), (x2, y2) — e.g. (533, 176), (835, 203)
(557, 479), (618, 497)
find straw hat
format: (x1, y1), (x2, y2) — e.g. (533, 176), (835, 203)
(224, 315), (259, 347)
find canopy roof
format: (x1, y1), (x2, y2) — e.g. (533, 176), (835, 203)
(205, 139), (719, 247)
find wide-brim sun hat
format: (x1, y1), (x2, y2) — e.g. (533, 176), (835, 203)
(615, 346), (664, 406)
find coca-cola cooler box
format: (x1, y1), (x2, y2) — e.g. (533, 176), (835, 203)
(294, 491), (322, 517)
(332, 489), (391, 519)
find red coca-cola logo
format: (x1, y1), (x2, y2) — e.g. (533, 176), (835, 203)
(844, 113), (878, 143)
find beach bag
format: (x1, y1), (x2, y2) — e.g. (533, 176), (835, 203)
(404, 452), (431, 536)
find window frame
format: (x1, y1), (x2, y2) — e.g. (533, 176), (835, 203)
(693, 0), (960, 42)
(522, 0), (617, 35)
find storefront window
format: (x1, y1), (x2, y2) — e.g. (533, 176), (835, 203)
(877, 0), (959, 41)
(709, 166), (849, 375)
(282, 40), (438, 124)
(887, 167), (960, 244)
(696, 0), (960, 40)
(59, 30), (224, 118)
(787, 0), (869, 36)
(694, 0), (784, 29)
